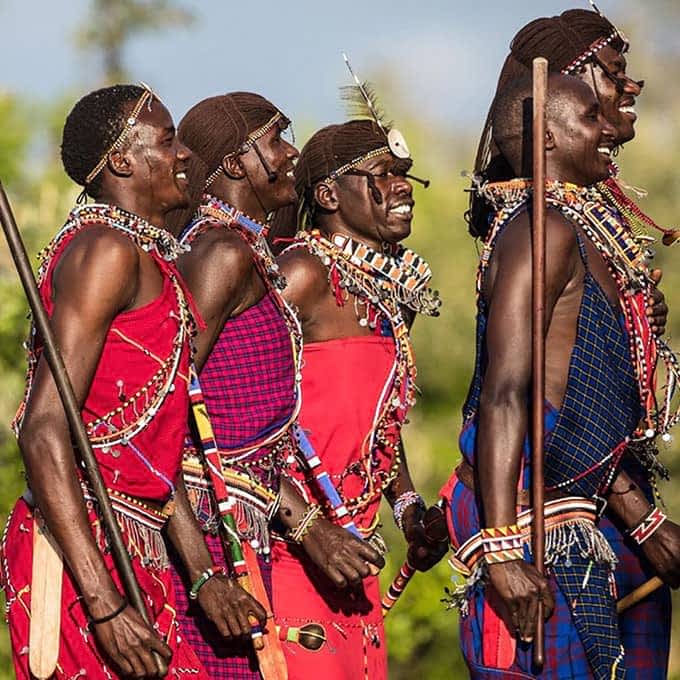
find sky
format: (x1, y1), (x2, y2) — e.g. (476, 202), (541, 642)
(0, 0), (619, 131)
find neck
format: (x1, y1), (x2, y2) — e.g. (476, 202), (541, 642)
(210, 175), (268, 223)
(97, 188), (166, 229)
(318, 216), (385, 252)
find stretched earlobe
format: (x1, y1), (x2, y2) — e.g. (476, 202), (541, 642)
(544, 130), (556, 151)
(223, 155), (245, 180)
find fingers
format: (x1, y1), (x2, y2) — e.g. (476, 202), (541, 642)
(650, 268), (663, 285)
(356, 540), (385, 569)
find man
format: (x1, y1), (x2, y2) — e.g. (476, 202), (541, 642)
(165, 93), (385, 678)
(442, 73), (680, 679)
(272, 118), (447, 679)
(0, 85), (255, 678)
(468, 9), (674, 676)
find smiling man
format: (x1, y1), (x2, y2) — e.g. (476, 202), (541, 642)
(465, 9), (675, 677)
(271, 119), (446, 679)
(1, 84), (214, 678)
(441, 73), (680, 679)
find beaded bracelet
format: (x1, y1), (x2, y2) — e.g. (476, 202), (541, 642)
(627, 506), (667, 545)
(481, 524), (524, 564)
(393, 491), (426, 532)
(89, 597), (129, 625)
(287, 504), (322, 544)
(189, 566), (227, 601)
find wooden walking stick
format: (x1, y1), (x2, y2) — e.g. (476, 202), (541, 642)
(531, 56), (548, 670)
(0, 182), (168, 678)
(617, 576), (663, 614)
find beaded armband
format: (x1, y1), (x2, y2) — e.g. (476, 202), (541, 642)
(627, 506), (667, 546)
(189, 566), (227, 601)
(393, 491), (426, 532)
(481, 524), (524, 564)
(287, 504), (322, 544)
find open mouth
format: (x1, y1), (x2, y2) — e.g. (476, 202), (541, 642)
(388, 203), (413, 218)
(618, 100), (637, 120)
(597, 146), (612, 159)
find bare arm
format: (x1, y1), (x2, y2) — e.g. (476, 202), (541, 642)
(165, 479), (267, 637)
(18, 228), (171, 675)
(476, 210), (579, 640)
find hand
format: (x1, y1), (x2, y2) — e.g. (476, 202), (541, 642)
(402, 504), (449, 572)
(91, 599), (172, 678)
(197, 573), (268, 639)
(486, 560), (554, 643)
(301, 517), (385, 589)
(641, 519), (680, 588)
(647, 269), (668, 336)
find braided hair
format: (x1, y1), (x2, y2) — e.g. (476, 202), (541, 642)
(165, 92), (283, 234)
(469, 9), (624, 238)
(61, 84), (146, 199)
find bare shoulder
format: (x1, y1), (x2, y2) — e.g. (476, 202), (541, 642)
(276, 246), (329, 308)
(179, 226), (254, 285)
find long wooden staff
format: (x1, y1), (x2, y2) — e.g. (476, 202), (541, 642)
(531, 57), (548, 669)
(0, 182), (168, 677)
(188, 366), (288, 679)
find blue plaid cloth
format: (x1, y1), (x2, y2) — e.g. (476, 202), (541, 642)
(451, 215), (645, 678)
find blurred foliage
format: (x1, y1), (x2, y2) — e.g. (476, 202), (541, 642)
(1, 1), (680, 678)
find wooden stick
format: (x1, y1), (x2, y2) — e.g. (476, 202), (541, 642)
(0, 182), (167, 677)
(29, 518), (63, 679)
(616, 576), (663, 614)
(531, 57), (548, 670)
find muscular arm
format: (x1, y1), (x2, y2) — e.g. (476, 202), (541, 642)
(476, 210), (579, 639)
(177, 229), (260, 369)
(18, 228), (172, 674)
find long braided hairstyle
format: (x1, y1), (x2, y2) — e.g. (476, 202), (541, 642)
(469, 9), (625, 238)
(165, 92), (284, 235)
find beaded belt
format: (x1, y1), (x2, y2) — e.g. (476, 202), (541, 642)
(451, 496), (598, 574)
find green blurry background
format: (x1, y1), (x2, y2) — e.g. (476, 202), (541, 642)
(1, 1), (679, 677)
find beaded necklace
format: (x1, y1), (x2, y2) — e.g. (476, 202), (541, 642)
(14, 203), (197, 495)
(481, 179), (680, 446)
(292, 228), (427, 512)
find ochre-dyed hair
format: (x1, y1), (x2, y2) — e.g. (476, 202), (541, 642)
(469, 9), (625, 238)
(61, 84), (146, 198)
(295, 119), (389, 226)
(165, 92), (283, 235)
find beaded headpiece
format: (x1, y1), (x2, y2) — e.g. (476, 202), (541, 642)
(84, 83), (157, 187)
(561, 1), (629, 75)
(204, 110), (288, 188)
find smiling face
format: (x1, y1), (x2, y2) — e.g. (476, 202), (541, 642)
(547, 76), (617, 187)
(577, 45), (643, 145)
(125, 100), (192, 214)
(239, 120), (299, 212)
(332, 151), (414, 247)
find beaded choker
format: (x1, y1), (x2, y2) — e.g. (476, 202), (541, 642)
(182, 194), (286, 291)
(481, 178), (680, 445)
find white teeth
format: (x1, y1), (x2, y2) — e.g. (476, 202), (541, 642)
(175, 171), (187, 180)
(286, 170), (295, 178)
(597, 147), (611, 156)
(619, 106), (636, 115)
(389, 204), (412, 215)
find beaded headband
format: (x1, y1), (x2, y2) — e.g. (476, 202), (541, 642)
(84, 83), (157, 186)
(325, 145), (390, 184)
(204, 111), (286, 188)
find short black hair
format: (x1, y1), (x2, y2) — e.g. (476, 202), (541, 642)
(61, 84), (145, 198)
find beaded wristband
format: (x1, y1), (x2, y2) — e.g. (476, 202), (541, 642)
(288, 504), (322, 544)
(627, 506), (667, 545)
(481, 524), (523, 564)
(89, 597), (129, 625)
(189, 566), (227, 601)
(393, 491), (426, 532)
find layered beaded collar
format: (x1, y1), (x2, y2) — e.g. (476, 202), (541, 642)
(38, 203), (188, 274)
(183, 194), (286, 291)
(298, 229), (441, 318)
